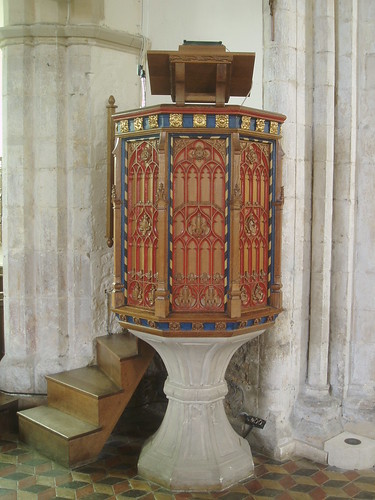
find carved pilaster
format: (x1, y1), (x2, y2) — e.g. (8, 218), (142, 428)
(154, 132), (170, 317)
(227, 133), (242, 318)
(270, 143), (284, 309)
(112, 138), (125, 308)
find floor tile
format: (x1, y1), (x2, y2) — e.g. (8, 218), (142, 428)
(1, 414), (375, 500)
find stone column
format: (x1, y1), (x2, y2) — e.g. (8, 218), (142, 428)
(259, 0), (313, 458)
(329, 0), (357, 402)
(306, 0), (336, 394)
(0, 0), (143, 393)
(344, 0), (375, 424)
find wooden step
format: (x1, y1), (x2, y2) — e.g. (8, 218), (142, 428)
(46, 366), (123, 425)
(0, 393), (18, 434)
(97, 332), (139, 386)
(18, 333), (155, 468)
(18, 406), (101, 468)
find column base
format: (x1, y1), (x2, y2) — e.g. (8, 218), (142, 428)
(130, 329), (265, 491)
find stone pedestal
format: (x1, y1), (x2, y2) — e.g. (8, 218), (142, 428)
(130, 329), (264, 491)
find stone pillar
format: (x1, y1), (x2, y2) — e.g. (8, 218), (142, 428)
(0, 0), (143, 393)
(306, 0), (336, 394)
(344, 0), (375, 424)
(330, 0), (357, 402)
(256, 0), (312, 458)
(291, 1), (342, 454)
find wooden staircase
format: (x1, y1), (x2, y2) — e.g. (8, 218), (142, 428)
(18, 332), (154, 468)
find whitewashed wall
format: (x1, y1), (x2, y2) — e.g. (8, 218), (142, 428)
(142, 0), (263, 109)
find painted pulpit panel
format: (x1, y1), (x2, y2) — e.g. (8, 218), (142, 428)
(126, 139), (159, 308)
(239, 140), (270, 310)
(171, 137), (227, 312)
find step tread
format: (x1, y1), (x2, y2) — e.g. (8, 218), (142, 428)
(18, 406), (100, 439)
(96, 333), (138, 360)
(0, 393), (18, 410)
(46, 366), (123, 398)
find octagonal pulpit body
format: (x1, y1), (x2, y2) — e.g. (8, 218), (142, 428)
(111, 105), (285, 336)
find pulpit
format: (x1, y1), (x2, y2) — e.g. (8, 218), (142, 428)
(108, 42), (285, 491)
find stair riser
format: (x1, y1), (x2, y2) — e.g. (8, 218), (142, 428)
(19, 416), (69, 467)
(97, 343), (122, 386)
(120, 341), (154, 390)
(19, 415), (104, 468)
(47, 380), (100, 425)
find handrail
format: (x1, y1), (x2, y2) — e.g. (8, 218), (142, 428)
(106, 96), (117, 247)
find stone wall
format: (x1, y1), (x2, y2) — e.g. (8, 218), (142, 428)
(0, 0), (143, 393)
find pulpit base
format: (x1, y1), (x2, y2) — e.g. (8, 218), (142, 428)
(129, 329), (265, 491)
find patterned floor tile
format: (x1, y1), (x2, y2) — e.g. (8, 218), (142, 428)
(0, 471), (36, 489)
(2, 421), (375, 499)
(18, 483), (56, 500)
(55, 480), (94, 499)
(0, 489), (16, 500)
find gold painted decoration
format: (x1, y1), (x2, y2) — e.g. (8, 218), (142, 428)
(193, 114), (207, 128)
(146, 286), (156, 306)
(138, 214), (152, 236)
(188, 214), (210, 238)
(241, 116), (251, 130)
(201, 286), (222, 308)
(244, 214), (258, 236)
(252, 283), (266, 303)
(270, 121), (279, 135)
(216, 115), (229, 128)
(256, 119), (265, 133)
(120, 120), (129, 133)
(149, 115), (159, 128)
(156, 183), (167, 203)
(170, 114), (183, 127)
(131, 283), (143, 303)
(192, 322), (204, 331)
(140, 144), (152, 163)
(134, 117), (143, 131)
(189, 144), (210, 161)
(175, 286), (197, 308)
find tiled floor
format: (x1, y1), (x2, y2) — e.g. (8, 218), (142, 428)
(1, 410), (375, 499)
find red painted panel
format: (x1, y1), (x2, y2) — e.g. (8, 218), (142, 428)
(239, 141), (270, 309)
(127, 140), (159, 308)
(172, 138), (226, 312)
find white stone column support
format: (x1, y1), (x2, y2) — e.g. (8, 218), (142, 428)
(129, 329), (265, 491)
(306, 0), (336, 394)
(330, 0), (357, 403)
